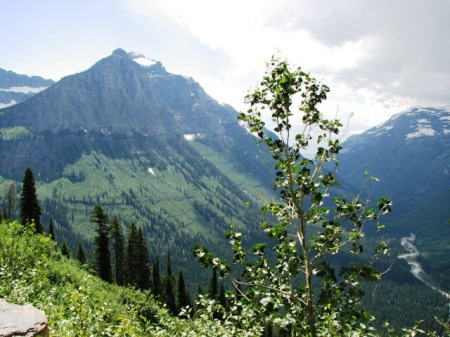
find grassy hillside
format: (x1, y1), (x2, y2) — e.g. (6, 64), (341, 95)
(0, 220), (242, 336)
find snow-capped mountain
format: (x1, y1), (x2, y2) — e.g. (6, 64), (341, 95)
(365, 106), (450, 140)
(338, 106), (449, 237)
(0, 68), (54, 108)
(339, 106), (449, 199)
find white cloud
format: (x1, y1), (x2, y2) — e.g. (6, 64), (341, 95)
(2, 0), (449, 137)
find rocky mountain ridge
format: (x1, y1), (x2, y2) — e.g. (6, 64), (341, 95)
(0, 49), (235, 142)
(0, 68), (54, 108)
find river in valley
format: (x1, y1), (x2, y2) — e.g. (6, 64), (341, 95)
(398, 233), (450, 300)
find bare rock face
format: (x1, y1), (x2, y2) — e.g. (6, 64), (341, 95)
(0, 300), (49, 337)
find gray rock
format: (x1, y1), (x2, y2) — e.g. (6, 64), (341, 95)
(0, 300), (49, 337)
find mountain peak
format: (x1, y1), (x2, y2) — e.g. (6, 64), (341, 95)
(110, 48), (159, 68)
(363, 106), (450, 140)
(112, 48), (129, 58)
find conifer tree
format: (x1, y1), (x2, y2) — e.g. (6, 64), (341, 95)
(152, 258), (162, 299)
(19, 168), (42, 233)
(126, 223), (140, 286)
(4, 182), (16, 220)
(177, 271), (190, 312)
(163, 251), (177, 314)
(137, 227), (151, 290)
(77, 242), (87, 266)
(166, 249), (173, 278)
(61, 242), (70, 258)
(196, 284), (203, 297)
(111, 215), (125, 285)
(208, 268), (218, 299)
(48, 218), (56, 241)
(91, 205), (112, 282)
(164, 275), (177, 315)
(218, 282), (227, 308)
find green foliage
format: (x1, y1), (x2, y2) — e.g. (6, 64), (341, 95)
(0, 126), (32, 140)
(0, 219), (246, 336)
(193, 57), (441, 336)
(0, 220), (165, 336)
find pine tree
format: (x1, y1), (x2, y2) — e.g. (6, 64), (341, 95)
(164, 251), (177, 315)
(19, 168), (42, 233)
(152, 258), (162, 299)
(91, 205), (112, 282)
(196, 283), (203, 298)
(164, 275), (177, 315)
(48, 218), (56, 241)
(177, 271), (190, 311)
(77, 243), (87, 266)
(4, 182), (16, 220)
(111, 215), (125, 285)
(126, 223), (140, 286)
(208, 268), (218, 299)
(61, 242), (71, 258)
(137, 227), (151, 290)
(166, 249), (173, 278)
(219, 282), (227, 308)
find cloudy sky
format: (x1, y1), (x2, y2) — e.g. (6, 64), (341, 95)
(1, 0), (449, 136)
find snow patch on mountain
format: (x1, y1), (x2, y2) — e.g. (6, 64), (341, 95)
(405, 117), (436, 139)
(129, 52), (157, 67)
(0, 100), (17, 108)
(0, 86), (47, 94)
(183, 133), (205, 141)
(406, 126), (437, 139)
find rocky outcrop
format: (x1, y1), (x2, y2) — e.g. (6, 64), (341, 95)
(0, 300), (49, 337)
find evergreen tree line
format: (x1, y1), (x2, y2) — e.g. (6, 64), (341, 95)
(90, 204), (197, 316)
(89, 204), (234, 318)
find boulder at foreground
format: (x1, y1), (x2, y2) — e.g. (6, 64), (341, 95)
(0, 300), (49, 337)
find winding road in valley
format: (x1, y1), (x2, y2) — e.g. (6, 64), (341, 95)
(398, 233), (450, 300)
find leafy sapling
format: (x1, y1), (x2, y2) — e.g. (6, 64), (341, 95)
(194, 56), (395, 336)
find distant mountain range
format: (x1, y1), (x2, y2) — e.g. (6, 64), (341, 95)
(0, 68), (54, 108)
(0, 50), (449, 293)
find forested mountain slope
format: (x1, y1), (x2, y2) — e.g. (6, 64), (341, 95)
(0, 49), (275, 278)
